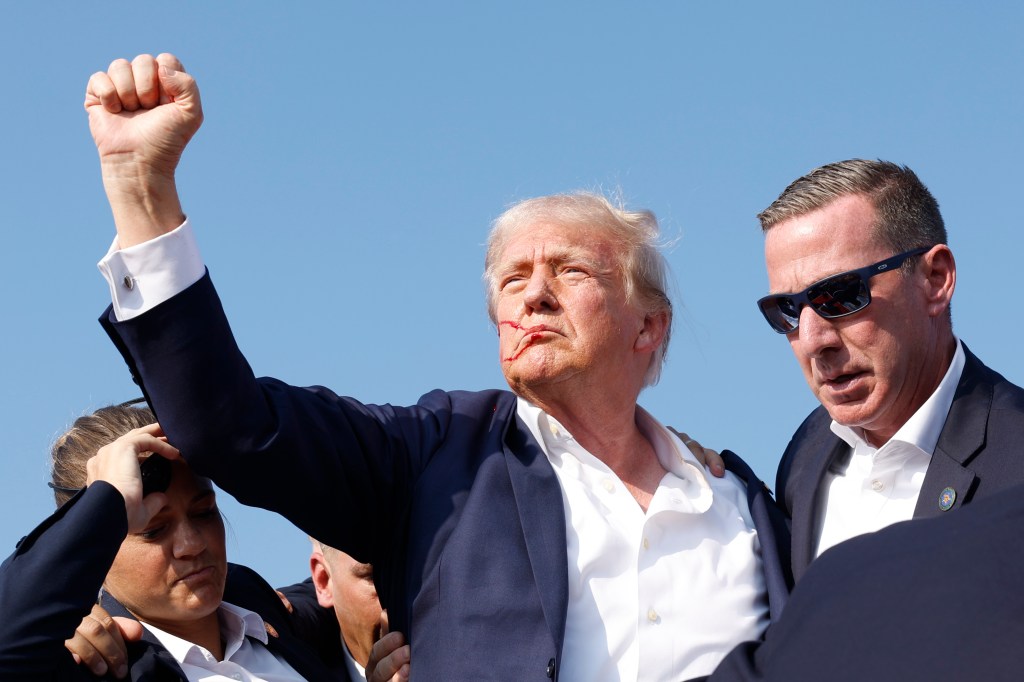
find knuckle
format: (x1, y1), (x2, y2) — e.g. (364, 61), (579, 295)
(79, 618), (107, 638)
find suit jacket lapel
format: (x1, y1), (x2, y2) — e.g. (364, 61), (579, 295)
(502, 411), (569, 659)
(720, 451), (793, 619)
(914, 348), (989, 518)
(791, 435), (848, 582)
(99, 590), (186, 680)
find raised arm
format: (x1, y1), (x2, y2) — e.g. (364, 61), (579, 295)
(0, 428), (179, 679)
(85, 53), (203, 247)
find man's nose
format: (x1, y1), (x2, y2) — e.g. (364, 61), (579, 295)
(523, 270), (559, 312)
(793, 305), (842, 357)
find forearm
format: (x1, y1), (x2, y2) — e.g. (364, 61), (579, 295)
(0, 484), (126, 678)
(100, 157), (184, 247)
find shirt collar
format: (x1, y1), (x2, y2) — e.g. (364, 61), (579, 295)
(830, 338), (965, 456)
(142, 601), (269, 665)
(515, 397), (713, 511)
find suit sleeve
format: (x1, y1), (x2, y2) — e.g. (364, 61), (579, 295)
(0, 483), (127, 680)
(99, 272), (453, 567)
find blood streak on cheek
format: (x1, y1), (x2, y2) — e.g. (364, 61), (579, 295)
(499, 321), (548, 362)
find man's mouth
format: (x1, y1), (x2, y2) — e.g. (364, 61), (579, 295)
(821, 370), (863, 392)
(499, 321), (555, 362)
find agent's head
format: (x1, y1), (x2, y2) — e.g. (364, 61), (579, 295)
(757, 160), (957, 445)
(51, 405), (227, 633)
(484, 192), (673, 401)
(310, 539), (381, 667)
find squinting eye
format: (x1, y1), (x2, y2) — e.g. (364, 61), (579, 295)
(140, 526), (166, 540)
(501, 276), (524, 290)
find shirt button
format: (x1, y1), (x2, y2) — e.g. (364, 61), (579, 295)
(602, 478), (615, 493)
(871, 480), (885, 492)
(548, 423), (560, 436)
(642, 537), (650, 550)
(122, 274), (134, 290)
(647, 608), (659, 622)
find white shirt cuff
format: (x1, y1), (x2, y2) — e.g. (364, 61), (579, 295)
(97, 218), (205, 321)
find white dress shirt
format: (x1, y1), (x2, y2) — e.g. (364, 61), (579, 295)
(814, 339), (966, 557)
(100, 222), (770, 681)
(342, 640), (368, 682)
(518, 400), (769, 682)
(142, 602), (304, 682)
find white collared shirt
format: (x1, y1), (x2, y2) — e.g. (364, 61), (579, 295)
(814, 339), (966, 558)
(342, 638), (368, 682)
(141, 602), (304, 682)
(518, 399), (769, 682)
(98, 220), (205, 321)
(99, 224), (770, 680)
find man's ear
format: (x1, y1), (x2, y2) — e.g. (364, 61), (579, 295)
(635, 309), (669, 354)
(310, 553), (334, 609)
(921, 244), (956, 318)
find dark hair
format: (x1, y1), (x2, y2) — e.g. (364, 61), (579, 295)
(758, 159), (947, 257)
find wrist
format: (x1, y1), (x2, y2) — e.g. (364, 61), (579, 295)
(101, 156), (185, 247)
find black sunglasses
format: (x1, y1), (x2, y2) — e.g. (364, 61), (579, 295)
(757, 247), (931, 334)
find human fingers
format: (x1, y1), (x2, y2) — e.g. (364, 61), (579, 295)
(85, 70), (120, 113)
(112, 616), (144, 642)
(131, 54), (160, 109)
(155, 61), (203, 121)
(672, 430), (725, 477)
(275, 589), (295, 613)
(367, 631), (410, 682)
(106, 58), (140, 112)
(64, 604), (129, 679)
(87, 430), (180, 529)
(155, 52), (186, 73)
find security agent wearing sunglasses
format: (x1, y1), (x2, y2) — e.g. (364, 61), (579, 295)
(754, 159), (1024, 584)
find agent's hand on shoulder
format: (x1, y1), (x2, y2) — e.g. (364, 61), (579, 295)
(671, 429), (725, 477)
(65, 603), (143, 679)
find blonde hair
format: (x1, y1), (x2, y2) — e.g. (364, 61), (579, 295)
(50, 404), (154, 507)
(484, 191), (673, 386)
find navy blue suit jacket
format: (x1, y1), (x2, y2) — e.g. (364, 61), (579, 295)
(101, 272), (792, 680)
(0, 482), (341, 681)
(706, 480), (1024, 681)
(776, 343), (1024, 582)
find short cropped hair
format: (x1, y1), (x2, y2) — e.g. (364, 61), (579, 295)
(484, 192), (673, 387)
(758, 159), (947, 256)
(50, 404), (155, 507)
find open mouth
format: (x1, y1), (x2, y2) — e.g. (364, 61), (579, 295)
(822, 371), (863, 393)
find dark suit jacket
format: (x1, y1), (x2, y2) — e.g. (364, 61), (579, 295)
(705, 480), (1024, 682)
(0, 482), (341, 681)
(776, 343), (1024, 581)
(101, 272), (792, 681)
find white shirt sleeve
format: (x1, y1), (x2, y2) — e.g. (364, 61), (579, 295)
(96, 218), (206, 321)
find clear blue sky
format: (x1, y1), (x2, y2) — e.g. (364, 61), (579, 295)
(3, 1), (1022, 588)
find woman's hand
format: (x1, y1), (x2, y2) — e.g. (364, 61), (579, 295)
(85, 423), (180, 532)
